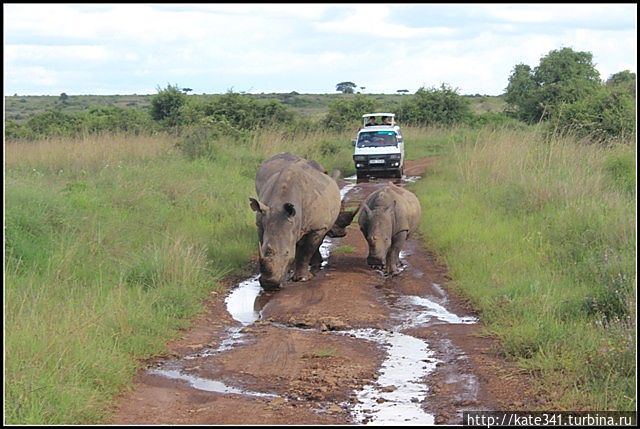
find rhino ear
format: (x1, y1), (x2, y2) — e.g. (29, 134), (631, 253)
(250, 198), (269, 214)
(283, 202), (296, 218)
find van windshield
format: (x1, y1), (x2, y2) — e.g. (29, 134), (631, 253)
(357, 131), (397, 148)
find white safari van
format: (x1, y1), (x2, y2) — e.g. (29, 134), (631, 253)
(352, 113), (404, 179)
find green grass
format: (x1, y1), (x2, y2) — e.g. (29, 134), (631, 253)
(333, 245), (356, 254)
(5, 135), (262, 423)
(5, 121), (634, 423)
(410, 127), (636, 410)
(4, 128), (362, 424)
(311, 347), (338, 358)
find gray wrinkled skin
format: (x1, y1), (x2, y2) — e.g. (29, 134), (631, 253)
(358, 182), (422, 275)
(250, 153), (342, 290)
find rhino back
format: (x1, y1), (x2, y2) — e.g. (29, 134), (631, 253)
(256, 153), (327, 194)
(362, 183), (421, 234)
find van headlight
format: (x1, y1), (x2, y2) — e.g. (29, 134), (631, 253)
(353, 155), (367, 161)
(388, 154), (401, 160)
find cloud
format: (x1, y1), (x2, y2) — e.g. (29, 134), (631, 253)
(5, 65), (59, 87)
(3, 4), (637, 95)
(5, 44), (111, 63)
(314, 4), (458, 39)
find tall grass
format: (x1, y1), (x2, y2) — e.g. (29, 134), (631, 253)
(411, 126), (636, 410)
(4, 127), (362, 423)
(5, 124), (635, 422)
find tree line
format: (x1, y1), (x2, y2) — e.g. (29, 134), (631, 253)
(5, 47), (635, 143)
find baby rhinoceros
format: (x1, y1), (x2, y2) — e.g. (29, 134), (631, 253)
(358, 182), (421, 275)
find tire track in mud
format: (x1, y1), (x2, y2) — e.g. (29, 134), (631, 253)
(110, 158), (537, 425)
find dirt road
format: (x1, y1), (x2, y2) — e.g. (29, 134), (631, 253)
(110, 158), (538, 425)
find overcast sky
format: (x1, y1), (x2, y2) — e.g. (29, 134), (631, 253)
(3, 3), (637, 96)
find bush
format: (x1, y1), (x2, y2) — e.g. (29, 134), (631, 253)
(175, 120), (250, 160)
(469, 111), (526, 130)
(324, 95), (377, 131)
(398, 84), (472, 126)
(197, 92), (294, 130)
(605, 70), (636, 98)
(149, 84), (187, 128)
(552, 86), (636, 142)
(5, 107), (158, 140)
(81, 106), (156, 135)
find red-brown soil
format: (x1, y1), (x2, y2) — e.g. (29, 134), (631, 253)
(109, 158), (539, 425)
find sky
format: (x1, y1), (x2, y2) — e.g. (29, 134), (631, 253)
(3, 3), (637, 96)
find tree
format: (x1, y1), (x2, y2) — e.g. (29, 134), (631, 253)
(504, 64), (540, 122)
(150, 84), (186, 127)
(606, 70), (636, 97)
(553, 85), (635, 142)
(504, 48), (601, 123)
(396, 89), (409, 95)
(336, 81), (357, 94)
(182, 87), (193, 94)
(398, 84), (471, 126)
(59, 92), (69, 104)
(325, 94), (376, 130)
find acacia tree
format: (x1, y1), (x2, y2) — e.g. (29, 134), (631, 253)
(336, 81), (357, 94)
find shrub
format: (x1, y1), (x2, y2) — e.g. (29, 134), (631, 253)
(149, 84), (187, 128)
(324, 95), (377, 131)
(398, 84), (472, 126)
(552, 86), (636, 142)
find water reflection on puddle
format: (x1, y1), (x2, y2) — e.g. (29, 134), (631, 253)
(149, 368), (276, 398)
(225, 275), (262, 325)
(341, 329), (438, 425)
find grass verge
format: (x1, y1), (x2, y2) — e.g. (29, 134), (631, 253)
(410, 126), (635, 410)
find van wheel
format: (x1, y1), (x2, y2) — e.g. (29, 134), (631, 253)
(395, 168), (403, 179)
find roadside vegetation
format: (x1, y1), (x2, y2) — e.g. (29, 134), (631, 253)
(410, 127), (635, 410)
(5, 47), (636, 422)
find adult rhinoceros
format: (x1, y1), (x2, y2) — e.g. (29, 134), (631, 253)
(358, 182), (421, 275)
(250, 153), (357, 290)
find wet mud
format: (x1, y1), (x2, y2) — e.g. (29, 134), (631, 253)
(110, 158), (538, 425)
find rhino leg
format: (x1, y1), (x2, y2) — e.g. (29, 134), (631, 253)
(293, 230), (326, 282)
(386, 231), (408, 275)
(310, 247), (323, 272)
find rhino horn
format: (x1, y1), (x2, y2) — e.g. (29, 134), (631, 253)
(362, 202), (372, 217)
